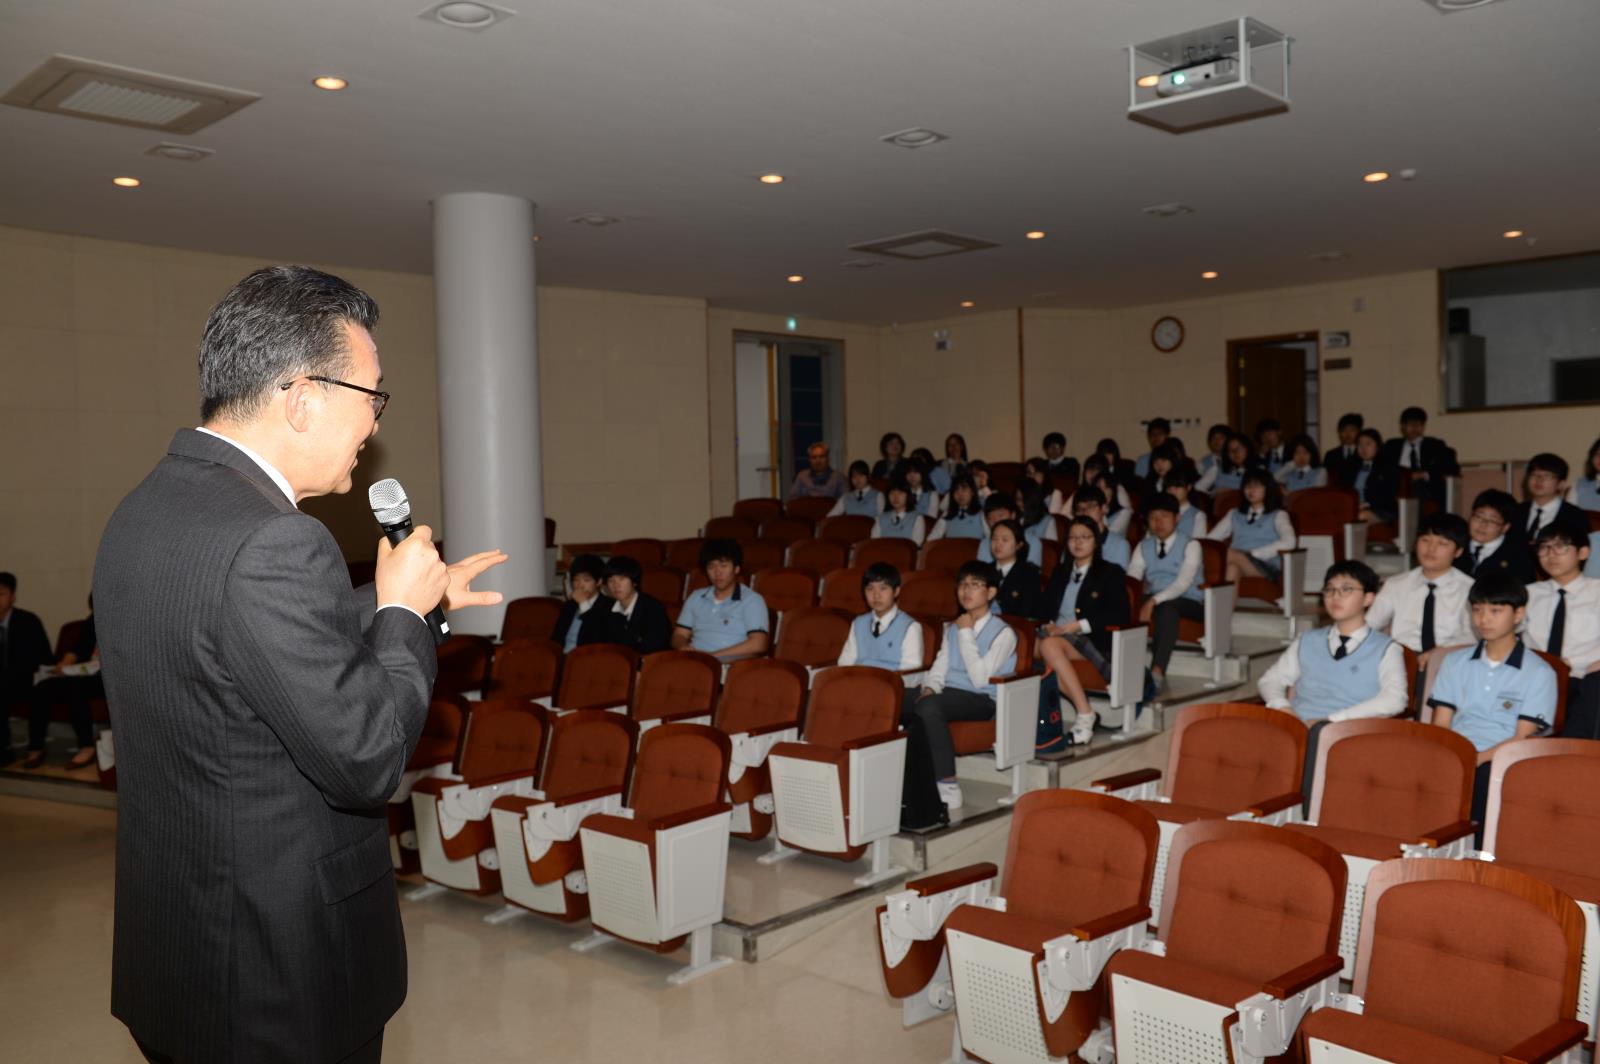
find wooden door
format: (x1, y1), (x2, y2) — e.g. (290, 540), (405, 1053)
(1230, 338), (1314, 439)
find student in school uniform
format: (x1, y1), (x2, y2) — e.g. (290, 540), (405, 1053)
(1037, 515), (1133, 747)
(1515, 453), (1586, 552)
(1202, 432), (1256, 493)
(1457, 489), (1535, 584)
(1256, 418), (1287, 472)
(873, 478), (928, 545)
(1566, 437), (1600, 513)
(926, 474), (987, 541)
(1206, 468), (1296, 588)
(872, 431), (908, 480)
(1129, 493), (1204, 690)
(1198, 423), (1231, 481)
(671, 539), (770, 660)
(836, 562), (925, 677)
(1137, 440), (1179, 507)
(1275, 434), (1328, 493)
(1090, 468), (1133, 538)
(1426, 571), (1560, 837)
(1132, 418), (1172, 479)
(903, 459), (943, 519)
(900, 560), (1019, 811)
(1323, 413), (1365, 489)
(1026, 457), (1069, 515)
(1042, 432), (1080, 483)
(1071, 486), (1132, 569)
(1095, 437), (1136, 485)
(579, 553), (673, 655)
(975, 494), (1015, 564)
(553, 553), (609, 653)
(930, 433), (968, 494)
(1166, 467), (1208, 540)
(829, 460), (884, 517)
(1257, 559), (1410, 803)
(1365, 512), (1475, 660)
(1379, 406), (1458, 506)
(1524, 521), (1600, 738)
(988, 518), (1044, 619)
(1353, 428), (1398, 525)
(1014, 480), (1058, 565)
(968, 459), (994, 502)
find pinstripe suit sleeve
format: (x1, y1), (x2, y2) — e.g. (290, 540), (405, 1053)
(222, 512), (437, 810)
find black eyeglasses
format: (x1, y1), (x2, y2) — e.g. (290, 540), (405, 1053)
(280, 375), (390, 420)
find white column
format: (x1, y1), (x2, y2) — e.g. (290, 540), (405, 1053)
(433, 192), (544, 635)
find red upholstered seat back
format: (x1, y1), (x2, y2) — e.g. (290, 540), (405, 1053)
(665, 538), (705, 572)
(486, 638), (561, 700)
(920, 538), (979, 575)
(1286, 487), (1359, 537)
(704, 515), (758, 541)
(631, 650), (720, 724)
(819, 515), (875, 545)
(788, 538), (849, 576)
(457, 699), (549, 787)
(803, 666), (901, 748)
(740, 539), (786, 575)
(899, 570), (957, 622)
(1317, 725), (1472, 839)
(539, 710), (637, 802)
(500, 596), (563, 642)
(628, 724), (732, 822)
(819, 567), (867, 613)
(409, 695), (468, 768)
(610, 538), (665, 568)
(712, 658), (808, 735)
(752, 567), (819, 613)
(1166, 705), (1306, 813)
(759, 516), (814, 545)
(851, 538), (917, 572)
(1003, 791), (1158, 929)
(639, 567), (686, 608)
(732, 497), (784, 524)
(1494, 751), (1600, 881)
(775, 606), (852, 668)
(435, 634), (493, 695)
(554, 644), (638, 710)
(785, 497), (836, 523)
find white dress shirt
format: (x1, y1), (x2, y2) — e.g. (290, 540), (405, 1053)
(1257, 625), (1410, 722)
(1525, 575), (1600, 675)
(611, 595), (637, 621)
(1365, 566), (1475, 653)
(924, 613), (1018, 693)
(1126, 533), (1203, 604)
(1526, 498), (1562, 536)
(1195, 463), (1219, 493)
(837, 606), (925, 671)
(1205, 508), (1297, 559)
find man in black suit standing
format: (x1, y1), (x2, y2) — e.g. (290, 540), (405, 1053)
(0, 571), (56, 767)
(93, 266), (506, 1063)
(1378, 406), (1458, 505)
(581, 554), (672, 654)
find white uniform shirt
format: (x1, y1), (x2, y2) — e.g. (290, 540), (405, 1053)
(1366, 566), (1475, 653)
(924, 614), (1018, 693)
(1525, 575), (1600, 675)
(1257, 625), (1410, 722)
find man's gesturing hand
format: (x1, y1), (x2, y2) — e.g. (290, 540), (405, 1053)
(443, 550), (509, 611)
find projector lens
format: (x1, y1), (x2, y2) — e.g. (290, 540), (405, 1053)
(1172, 72), (1186, 85)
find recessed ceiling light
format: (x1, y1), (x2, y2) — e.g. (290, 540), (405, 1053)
(1025, 230), (1046, 240)
(145, 142), (214, 162)
(1502, 229), (1524, 238)
(1201, 271), (1219, 280)
(421, 1), (513, 31)
(312, 76), (348, 91)
(959, 300), (976, 308)
(758, 173), (784, 185)
(1136, 74), (1160, 88)
(880, 127), (949, 149)
(112, 176), (141, 188)
(786, 275), (804, 284)
(1363, 171), (1390, 183)
(568, 213), (619, 227)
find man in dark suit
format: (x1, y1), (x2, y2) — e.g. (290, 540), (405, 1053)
(1042, 432), (1080, 484)
(1514, 453), (1587, 557)
(1, 571), (57, 767)
(1458, 489), (1535, 584)
(1323, 413), (1364, 489)
(93, 266), (505, 1063)
(1378, 406), (1458, 505)
(581, 554), (672, 654)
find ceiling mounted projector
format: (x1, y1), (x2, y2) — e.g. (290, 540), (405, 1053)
(1128, 17), (1291, 133)
(1156, 58), (1240, 97)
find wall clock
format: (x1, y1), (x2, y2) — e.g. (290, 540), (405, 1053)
(1151, 315), (1184, 353)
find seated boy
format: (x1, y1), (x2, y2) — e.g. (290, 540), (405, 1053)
(1516, 453), (1586, 553)
(578, 554), (671, 655)
(1070, 485), (1131, 568)
(1525, 520), (1600, 738)
(671, 539), (770, 659)
(1366, 512), (1474, 660)
(1133, 417), (1171, 479)
(1426, 571), (1560, 835)
(1258, 559), (1409, 800)
(1256, 418), (1285, 471)
(901, 561), (1018, 811)
(1127, 493), (1203, 691)
(1323, 413), (1364, 489)
(1457, 489), (1533, 583)
(554, 553), (610, 653)
(1042, 432), (1079, 482)
(837, 562), (924, 676)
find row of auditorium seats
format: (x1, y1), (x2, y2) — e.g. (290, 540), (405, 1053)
(876, 708), (1600, 1063)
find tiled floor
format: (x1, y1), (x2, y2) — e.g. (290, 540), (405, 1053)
(0, 731), (1171, 1062)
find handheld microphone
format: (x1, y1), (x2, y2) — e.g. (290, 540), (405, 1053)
(368, 478), (451, 644)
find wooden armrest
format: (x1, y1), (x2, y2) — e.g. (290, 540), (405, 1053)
(490, 794), (543, 814)
(1246, 791), (1304, 817)
(646, 801), (732, 832)
(1415, 819), (1476, 847)
(1500, 1018), (1589, 1064)
(1092, 767), (1162, 791)
(993, 670), (1039, 684)
(841, 731), (906, 752)
(905, 862), (999, 897)
(744, 720), (802, 737)
(1262, 954), (1343, 999)
(1070, 904), (1151, 941)
(551, 785), (624, 807)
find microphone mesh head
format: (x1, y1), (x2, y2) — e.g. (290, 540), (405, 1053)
(368, 478), (411, 525)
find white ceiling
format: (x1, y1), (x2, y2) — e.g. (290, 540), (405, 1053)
(2, 0), (1597, 323)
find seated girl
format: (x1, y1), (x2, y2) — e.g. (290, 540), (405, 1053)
(828, 460), (884, 517)
(903, 459), (943, 518)
(871, 477), (928, 545)
(926, 474), (987, 540)
(1026, 456), (1069, 515)
(930, 433), (968, 494)
(1037, 515), (1132, 747)
(1206, 468), (1297, 586)
(1275, 433), (1328, 493)
(1199, 431), (1256, 493)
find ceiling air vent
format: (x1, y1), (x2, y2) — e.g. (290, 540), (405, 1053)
(2, 55), (259, 133)
(848, 230), (999, 261)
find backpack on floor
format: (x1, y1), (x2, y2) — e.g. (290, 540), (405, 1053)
(900, 714), (950, 831)
(1035, 672), (1068, 756)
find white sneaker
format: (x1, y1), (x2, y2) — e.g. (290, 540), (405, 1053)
(937, 781), (964, 810)
(1068, 713), (1098, 746)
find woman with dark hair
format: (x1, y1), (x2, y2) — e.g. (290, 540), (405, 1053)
(931, 433), (969, 494)
(1013, 480), (1057, 563)
(1275, 434), (1327, 493)
(927, 474), (986, 540)
(988, 518), (1043, 619)
(1354, 428), (1398, 524)
(903, 458), (942, 518)
(1201, 432), (1257, 492)
(871, 477), (928, 545)
(1206, 468), (1297, 586)
(1199, 423), (1231, 479)
(829, 460), (883, 517)
(1139, 440), (1186, 506)
(1568, 437), (1600, 512)
(1026, 456), (1068, 515)
(871, 431), (908, 480)
(1037, 515), (1133, 748)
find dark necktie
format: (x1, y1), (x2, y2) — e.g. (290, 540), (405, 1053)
(1529, 507), (1543, 537)
(872, 619), (882, 638)
(1471, 544), (1482, 571)
(1073, 569), (1083, 584)
(1157, 540), (1167, 559)
(1409, 441), (1420, 468)
(1334, 635), (1350, 661)
(1420, 582), (1437, 653)
(1247, 511), (1258, 525)
(1549, 589), (1567, 659)
(1344, 446), (1353, 460)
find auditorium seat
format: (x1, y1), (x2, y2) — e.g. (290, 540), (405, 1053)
(388, 694), (468, 874)
(876, 790), (1158, 1064)
(1036, 538), (1060, 578)
(819, 566), (867, 612)
(435, 633), (493, 696)
(818, 514), (874, 545)
(850, 537), (917, 572)
(1286, 486), (1367, 577)
(500, 595), (564, 643)
(665, 537), (705, 573)
(918, 537), (977, 574)
(945, 614), (1042, 803)
(639, 566), (686, 609)
(771, 605), (851, 670)
(732, 497), (784, 524)
(575, 723), (735, 985)
(551, 643), (638, 714)
(897, 569), (957, 622)
(785, 496), (836, 523)
(483, 638), (561, 702)
(704, 515), (758, 541)
(1106, 819), (1347, 1064)
(1092, 702), (1309, 924)
(764, 666), (906, 884)
(1478, 738), (1600, 1038)
(487, 710), (638, 923)
(759, 515), (814, 545)
(629, 649), (721, 734)
(1283, 718), (1477, 975)
(740, 538), (787, 574)
(713, 658), (808, 841)
(610, 537), (665, 568)
(786, 537), (849, 576)
(751, 566), (818, 620)
(410, 698), (550, 898)
(1299, 858), (1588, 1063)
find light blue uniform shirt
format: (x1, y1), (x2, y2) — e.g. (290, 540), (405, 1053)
(1573, 477), (1600, 513)
(1587, 533), (1600, 579)
(1427, 640), (1557, 752)
(1213, 467), (1245, 491)
(1101, 530), (1131, 570)
(676, 583), (769, 654)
